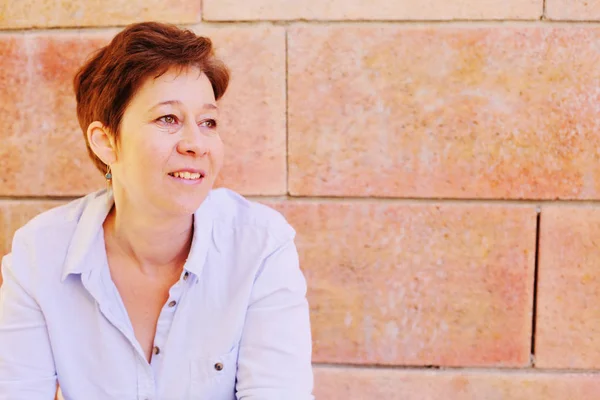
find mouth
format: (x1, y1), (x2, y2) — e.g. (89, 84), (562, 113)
(168, 170), (206, 182)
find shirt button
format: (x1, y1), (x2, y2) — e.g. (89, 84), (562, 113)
(214, 362), (224, 371)
(168, 300), (177, 307)
(153, 346), (160, 355)
(183, 272), (189, 281)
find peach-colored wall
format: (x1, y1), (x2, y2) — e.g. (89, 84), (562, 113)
(2, 1), (600, 398)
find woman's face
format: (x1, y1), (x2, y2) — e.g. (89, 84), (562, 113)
(110, 66), (224, 216)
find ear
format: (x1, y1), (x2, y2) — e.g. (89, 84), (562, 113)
(87, 121), (117, 165)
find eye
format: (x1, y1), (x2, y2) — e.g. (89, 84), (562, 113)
(199, 119), (217, 129)
(158, 115), (178, 125)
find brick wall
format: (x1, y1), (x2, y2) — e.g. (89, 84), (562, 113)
(2, 1), (600, 398)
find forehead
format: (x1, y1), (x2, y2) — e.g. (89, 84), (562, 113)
(131, 67), (216, 109)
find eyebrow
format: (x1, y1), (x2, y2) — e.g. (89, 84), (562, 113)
(148, 100), (218, 112)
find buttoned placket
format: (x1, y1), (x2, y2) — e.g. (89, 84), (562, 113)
(149, 270), (189, 376)
(80, 265), (156, 400)
(83, 227), (200, 399)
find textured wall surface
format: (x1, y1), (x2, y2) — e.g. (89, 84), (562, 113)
(2, 0), (600, 398)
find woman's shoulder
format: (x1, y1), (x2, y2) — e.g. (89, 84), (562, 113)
(207, 188), (295, 241)
(11, 191), (103, 252)
(5, 191), (105, 288)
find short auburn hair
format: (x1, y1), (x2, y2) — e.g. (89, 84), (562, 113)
(73, 21), (230, 175)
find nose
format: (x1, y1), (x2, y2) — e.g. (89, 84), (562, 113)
(176, 121), (209, 156)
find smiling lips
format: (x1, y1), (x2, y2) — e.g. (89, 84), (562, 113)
(168, 170), (206, 181)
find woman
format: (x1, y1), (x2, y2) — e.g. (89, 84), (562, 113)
(0, 22), (314, 400)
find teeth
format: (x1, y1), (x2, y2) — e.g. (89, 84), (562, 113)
(172, 172), (202, 180)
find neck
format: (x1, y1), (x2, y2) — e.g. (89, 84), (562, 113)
(103, 193), (194, 276)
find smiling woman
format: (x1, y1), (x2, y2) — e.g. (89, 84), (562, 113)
(0, 22), (314, 400)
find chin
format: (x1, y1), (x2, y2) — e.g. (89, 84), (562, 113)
(166, 193), (209, 215)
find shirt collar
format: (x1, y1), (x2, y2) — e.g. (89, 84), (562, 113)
(61, 190), (113, 281)
(181, 191), (215, 279)
(61, 190), (215, 282)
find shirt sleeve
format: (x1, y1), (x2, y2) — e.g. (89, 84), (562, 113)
(235, 238), (314, 400)
(0, 234), (57, 400)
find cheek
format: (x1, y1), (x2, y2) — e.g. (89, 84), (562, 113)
(211, 137), (225, 169)
(123, 139), (169, 176)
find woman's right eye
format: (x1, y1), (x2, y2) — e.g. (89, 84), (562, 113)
(158, 115), (178, 124)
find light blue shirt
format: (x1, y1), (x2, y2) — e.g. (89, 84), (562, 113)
(0, 188), (314, 400)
